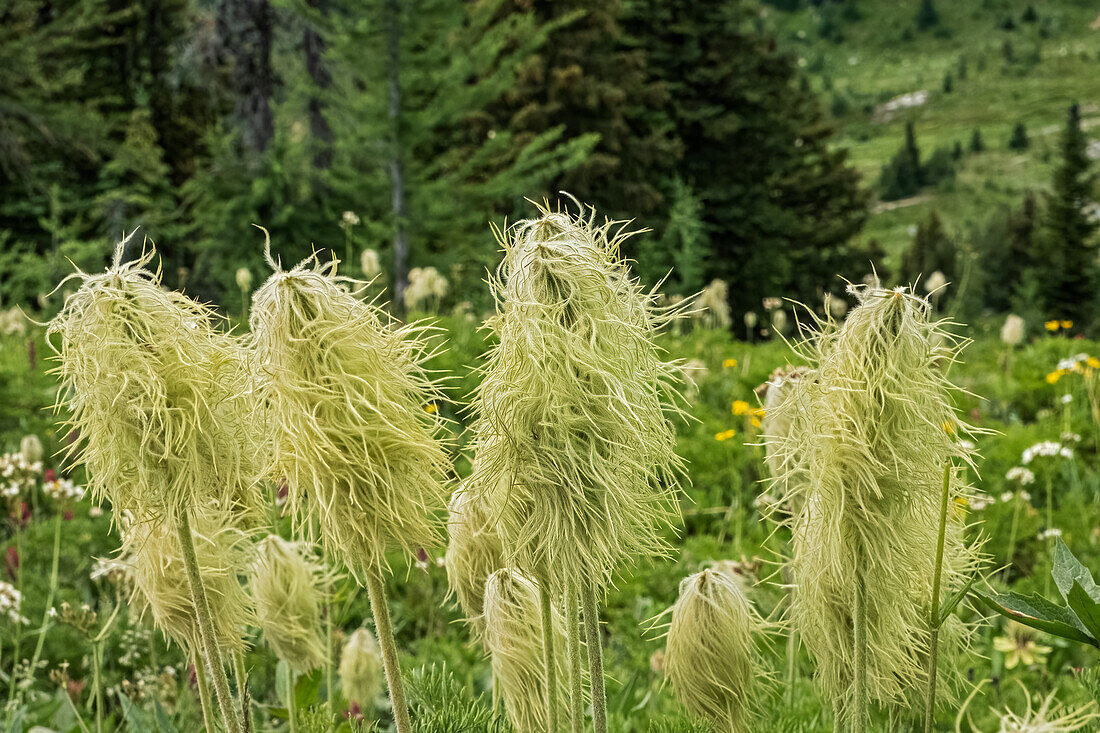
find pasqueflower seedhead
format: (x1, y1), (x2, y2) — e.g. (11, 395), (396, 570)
(249, 247), (449, 582)
(49, 239), (263, 523)
(471, 206), (687, 595)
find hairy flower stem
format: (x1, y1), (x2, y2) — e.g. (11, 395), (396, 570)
(365, 566), (412, 733)
(565, 581), (584, 733)
(287, 668), (297, 733)
(540, 583), (560, 732)
(176, 512), (244, 733)
(1045, 475), (1054, 596)
(194, 657), (216, 733)
(924, 464), (951, 733)
(324, 549), (335, 732)
(29, 512), (62, 672)
(852, 570), (868, 733)
(1004, 497), (1021, 581)
(582, 583), (607, 733)
(234, 651), (252, 733)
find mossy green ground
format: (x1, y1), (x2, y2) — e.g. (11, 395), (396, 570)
(4, 310), (1100, 731)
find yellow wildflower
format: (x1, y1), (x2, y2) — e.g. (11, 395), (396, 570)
(1061, 320), (1073, 329)
(1046, 370), (1065, 384)
(715, 429), (737, 442)
(731, 400), (751, 416)
(750, 417), (762, 428)
(751, 407), (765, 418)
(425, 404), (437, 414)
(1045, 320), (1060, 332)
(723, 358), (738, 369)
(952, 496), (969, 518)
(1087, 357), (1100, 369)
(993, 621), (1051, 669)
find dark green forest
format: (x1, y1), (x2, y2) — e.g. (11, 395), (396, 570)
(1, 0), (876, 319)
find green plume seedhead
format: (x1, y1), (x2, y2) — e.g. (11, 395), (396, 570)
(664, 569), (769, 733)
(771, 285), (981, 716)
(250, 534), (328, 672)
(49, 240), (263, 523)
(339, 628), (383, 706)
(472, 205), (687, 595)
(444, 478), (504, 642)
(249, 249), (449, 582)
(125, 507), (253, 655)
(483, 567), (567, 733)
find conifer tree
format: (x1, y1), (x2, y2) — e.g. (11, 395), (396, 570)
(1036, 103), (1098, 326)
(491, 0), (679, 230)
(627, 0), (867, 317)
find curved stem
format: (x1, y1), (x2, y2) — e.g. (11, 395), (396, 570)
(581, 582), (607, 733)
(539, 582), (559, 732)
(565, 580), (584, 733)
(924, 463), (951, 733)
(194, 657), (216, 733)
(364, 565), (412, 733)
(287, 667), (297, 733)
(30, 512), (62, 672)
(176, 511), (243, 733)
(234, 650), (252, 733)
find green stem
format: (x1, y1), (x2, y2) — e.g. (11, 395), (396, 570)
(93, 641), (103, 733)
(234, 651), (252, 733)
(176, 512), (244, 733)
(1045, 475), (1054, 596)
(324, 551), (334, 733)
(581, 582), (607, 733)
(539, 582), (559, 732)
(924, 463), (951, 733)
(29, 512), (62, 672)
(1004, 494), (1022, 581)
(194, 656), (216, 733)
(565, 580), (584, 733)
(7, 530), (24, 708)
(364, 565), (412, 733)
(287, 667), (297, 733)
(852, 571), (868, 733)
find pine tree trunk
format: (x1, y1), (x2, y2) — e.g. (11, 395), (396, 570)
(385, 0), (409, 311)
(304, 0), (333, 170)
(218, 0), (275, 154)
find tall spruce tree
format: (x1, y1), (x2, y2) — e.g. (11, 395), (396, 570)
(491, 0), (680, 229)
(1037, 103), (1098, 326)
(324, 0), (596, 302)
(626, 0), (868, 317)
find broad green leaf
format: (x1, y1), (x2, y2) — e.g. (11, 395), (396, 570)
(1052, 538), (1100, 605)
(153, 698), (179, 733)
(1067, 581), (1100, 643)
(973, 590), (1097, 646)
(120, 692), (154, 733)
(295, 669), (323, 709)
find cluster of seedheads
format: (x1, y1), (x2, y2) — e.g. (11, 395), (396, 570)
(47, 203), (981, 732)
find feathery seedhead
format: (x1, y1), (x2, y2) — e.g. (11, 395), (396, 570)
(471, 205), (687, 595)
(483, 567), (566, 733)
(663, 569), (769, 733)
(444, 478), (503, 643)
(249, 249), (449, 582)
(339, 628), (383, 706)
(48, 239), (263, 523)
(124, 506), (253, 655)
(772, 284), (982, 716)
(250, 534), (328, 672)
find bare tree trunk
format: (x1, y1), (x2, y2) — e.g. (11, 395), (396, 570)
(385, 0), (409, 311)
(218, 0), (275, 154)
(304, 0), (332, 170)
